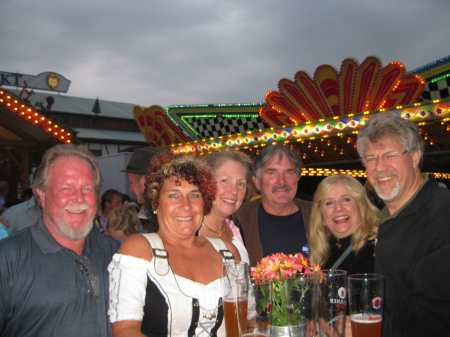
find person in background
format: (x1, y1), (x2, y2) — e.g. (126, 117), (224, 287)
(0, 181), (9, 209)
(122, 194), (131, 204)
(357, 112), (450, 336)
(232, 144), (312, 267)
(120, 147), (159, 232)
(104, 201), (140, 243)
(0, 144), (120, 336)
(2, 177), (41, 234)
(309, 174), (379, 274)
(1, 199), (23, 215)
(21, 188), (34, 201)
(200, 151), (251, 265)
(108, 152), (240, 337)
(0, 220), (12, 241)
(97, 189), (123, 232)
(0, 199), (23, 235)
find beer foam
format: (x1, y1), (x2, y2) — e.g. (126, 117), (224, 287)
(351, 314), (382, 323)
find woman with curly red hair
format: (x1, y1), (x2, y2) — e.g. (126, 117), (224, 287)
(108, 152), (241, 337)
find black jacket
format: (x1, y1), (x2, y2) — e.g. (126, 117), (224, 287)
(374, 175), (450, 336)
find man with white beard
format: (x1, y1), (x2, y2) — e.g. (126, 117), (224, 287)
(357, 112), (450, 336)
(0, 144), (120, 337)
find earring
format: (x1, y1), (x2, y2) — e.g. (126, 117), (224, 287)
(153, 210), (157, 214)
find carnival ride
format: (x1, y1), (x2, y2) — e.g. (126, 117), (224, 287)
(132, 56), (450, 178)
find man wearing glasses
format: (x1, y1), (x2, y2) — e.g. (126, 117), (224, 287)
(357, 112), (450, 336)
(0, 144), (120, 337)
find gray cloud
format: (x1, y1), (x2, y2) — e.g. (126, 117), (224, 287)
(2, 0), (450, 108)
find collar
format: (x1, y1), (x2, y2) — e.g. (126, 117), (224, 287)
(380, 173), (429, 223)
(330, 234), (352, 249)
(24, 196), (38, 211)
(31, 217), (102, 256)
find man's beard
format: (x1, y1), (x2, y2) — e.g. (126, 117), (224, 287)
(373, 171), (400, 202)
(46, 205), (95, 241)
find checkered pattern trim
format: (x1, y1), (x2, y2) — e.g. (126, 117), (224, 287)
(419, 77), (450, 101)
(185, 116), (267, 138)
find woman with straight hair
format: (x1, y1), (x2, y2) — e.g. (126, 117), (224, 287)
(309, 174), (379, 274)
(199, 150), (252, 264)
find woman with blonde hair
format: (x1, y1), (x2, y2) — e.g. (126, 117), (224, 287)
(199, 150), (252, 264)
(309, 174), (379, 274)
(105, 202), (140, 243)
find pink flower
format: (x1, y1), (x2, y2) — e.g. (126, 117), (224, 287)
(262, 255), (282, 280)
(253, 252), (322, 281)
(281, 255), (299, 277)
(250, 265), (263, 279)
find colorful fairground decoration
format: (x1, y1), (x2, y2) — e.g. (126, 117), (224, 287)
(133, 56), (450, 169)
(0, 89), (73, 144)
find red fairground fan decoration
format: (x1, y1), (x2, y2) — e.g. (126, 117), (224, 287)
(133, 105), (190, 148)
(260, 56), (425, 127)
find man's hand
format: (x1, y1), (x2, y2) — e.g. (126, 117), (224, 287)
(0, 215), (9, 228)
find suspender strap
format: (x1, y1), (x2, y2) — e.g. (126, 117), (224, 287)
(142, 233), (170, 276)
(143, 233), (235, 274)
(202, 236), (235, 262)
(210, 297), (223, 337)
(188, 298), (200, 337)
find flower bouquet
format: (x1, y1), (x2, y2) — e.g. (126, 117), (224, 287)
(251, 253), (322, 332)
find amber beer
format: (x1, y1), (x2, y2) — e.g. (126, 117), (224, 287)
(223, 297), (247, 337)
(350, 314), (382, 337)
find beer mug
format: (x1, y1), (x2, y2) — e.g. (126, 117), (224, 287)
(318, 270), (347, 337)
(221, 261), (249, 337)
(236, 278), (272, 337)
(348, 274), (384, 337)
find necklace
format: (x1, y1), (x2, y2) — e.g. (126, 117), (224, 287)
(201, 222), (222, 237)
(335, 238), (342, 249)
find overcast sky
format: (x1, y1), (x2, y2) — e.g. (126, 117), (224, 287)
(2, 0), (450, 108)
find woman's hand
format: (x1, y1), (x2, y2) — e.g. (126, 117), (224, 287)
(345, 315), (352, 337)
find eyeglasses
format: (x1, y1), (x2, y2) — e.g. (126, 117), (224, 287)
(75, 256), (101, 298)
(360, 150), (408, 167)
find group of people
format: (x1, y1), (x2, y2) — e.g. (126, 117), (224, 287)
(0, 112), (449, 336)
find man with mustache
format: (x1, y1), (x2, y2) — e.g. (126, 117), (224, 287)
(0, 144), (120, 337)
(357, 112), (450, 336)
(233, 144), (311, 267)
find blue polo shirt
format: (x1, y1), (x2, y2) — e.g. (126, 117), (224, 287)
(0, 218), (120, 337)
(0, 225), (12, 241)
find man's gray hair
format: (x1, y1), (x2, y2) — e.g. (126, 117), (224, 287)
(34, 144), (103, 212)
(357, 112), (424, 162)
(252, 144), (303, 180)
